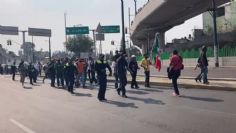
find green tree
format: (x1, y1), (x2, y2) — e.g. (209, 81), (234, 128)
(65, 35), (93, 56)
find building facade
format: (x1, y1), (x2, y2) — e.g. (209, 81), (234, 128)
(203, 0), (236, 34)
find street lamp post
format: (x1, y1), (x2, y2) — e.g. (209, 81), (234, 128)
(121, 0), (126, 54)
(212, 0), (219, 67)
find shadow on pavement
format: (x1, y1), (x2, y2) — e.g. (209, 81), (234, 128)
(32, 84), (41, 86)
(105, 100), (138, 109)
(138, 88), (164, 93)
(128, 96), (166, 105)
(126, 90), (149, 95)
(23, 86), (33, 89)
(180, 95), (224, 102)
(73, 92), (92, 97)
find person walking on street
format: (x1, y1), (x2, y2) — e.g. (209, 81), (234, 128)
(88, 57), (97, 85)
(194, 55), (204, 82)
(169, 50), (184, 96)
(28, 62), (36, 85)
(76, 58), (86, 88)
(199, 46), (209, 84)
(0, 64), (3, 75)
(48, 60), (56, 87)
(113, 50), (120, 89)
(66, 60), (77, 94)
(128, 55), (139, 89)
(95, 54), (112, 101)
(11, 62), (17, 81)
(117, 53), (128, 98)
(55, 59), (64, 87)
(63, 58), (70, 88)
(141, 54), (152, 87)
(37, 62), (42, 77)
(18, 61), (27, 87)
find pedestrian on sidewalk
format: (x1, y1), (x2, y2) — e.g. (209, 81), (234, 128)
(198, 46), (209, 84)
(66, 60), (77, 94)
(141, 54), (152, 87)
(169, 50), (184, 96)
(128, 55), (140, 89)
(194, 56), (203, 82)
(155, 54), (161, 72)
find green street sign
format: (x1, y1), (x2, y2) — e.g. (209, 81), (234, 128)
(66, 26), (89, 35)
(101, 25), (120, 33)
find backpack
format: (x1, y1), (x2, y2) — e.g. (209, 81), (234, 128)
(179, 56), (184, 70)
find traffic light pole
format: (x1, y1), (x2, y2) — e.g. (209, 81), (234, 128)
(212, 0), (219, 67)
(49, 37), (51, 61)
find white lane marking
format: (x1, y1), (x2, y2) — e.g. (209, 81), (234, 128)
(10, 119), (36, 133)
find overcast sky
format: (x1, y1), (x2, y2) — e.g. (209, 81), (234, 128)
(0, 0), (202, 55)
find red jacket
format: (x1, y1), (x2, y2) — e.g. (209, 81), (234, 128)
(155, 56), (161, 72)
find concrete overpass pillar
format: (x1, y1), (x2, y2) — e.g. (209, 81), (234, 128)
(142, 43), (147, 55)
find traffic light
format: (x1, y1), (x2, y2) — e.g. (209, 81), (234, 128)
(7, 40), (12, 46)
(111, 40), (115, 45)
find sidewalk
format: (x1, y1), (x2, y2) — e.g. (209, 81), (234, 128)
(107, 75), (236, 91)
(138, 66), (236, 79)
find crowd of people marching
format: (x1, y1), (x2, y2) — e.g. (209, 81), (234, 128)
(1, 47), (209, 101)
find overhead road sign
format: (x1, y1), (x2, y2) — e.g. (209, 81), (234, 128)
(28, 28), (51, 37)
(101, 25), (120, 33)
(66, 26), (89, 35)
(0, 26), (19, 35)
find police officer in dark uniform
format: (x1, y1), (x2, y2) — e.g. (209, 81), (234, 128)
(28, 62), (36, 85)
(66, 60), (77, 94)
(95, 54), (112, 101)
(48, 60), (56, 87)
(117, 53), (128, 98)
(11, 62), (17, 81)
(63, 58), (70, 88)
(113, 50), (120, 88)
(55, 59), (64, 87)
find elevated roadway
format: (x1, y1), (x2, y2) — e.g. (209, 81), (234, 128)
(130, 0), (230, 53)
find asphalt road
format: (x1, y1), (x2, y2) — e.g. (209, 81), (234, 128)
(137, 66), (236, 79)
(0, 75), (236, 133)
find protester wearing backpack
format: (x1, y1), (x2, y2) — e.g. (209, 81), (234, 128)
(169, 50), (184, 96)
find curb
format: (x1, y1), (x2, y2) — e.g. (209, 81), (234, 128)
(107, 79), (236, 91)
(137, 75), (236, 82)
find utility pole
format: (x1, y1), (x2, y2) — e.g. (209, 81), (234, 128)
(64, 12), (68, 51)
(49, 37), (51, 61)
(121, 0), (126, 54)
(31, 36), (34, 63)
(212, 0), (219, 67)
(91, 29), (97, 56)
(134, 0), (137, 15)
